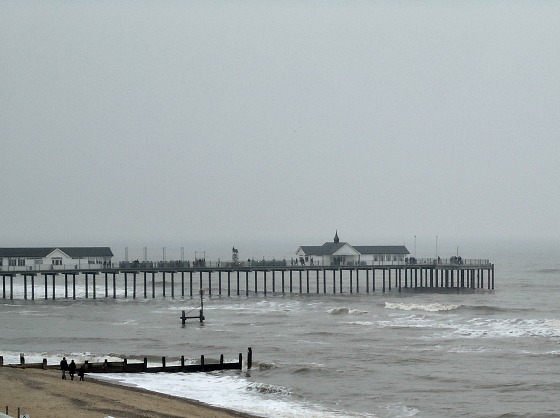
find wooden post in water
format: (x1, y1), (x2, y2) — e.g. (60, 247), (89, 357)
(247, 347), (253, 369)
(289, 270), (293, 293)
(189, 271), (193, 298)
(227, 271), (231, 297)
(236, 270), (240, 296)
(143, 272), (147, 298)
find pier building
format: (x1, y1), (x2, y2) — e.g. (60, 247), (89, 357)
(296, 232), (409, 266)
(0, 247), (114, 271)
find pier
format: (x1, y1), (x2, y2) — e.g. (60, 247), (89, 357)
(0, 260), (494, 301)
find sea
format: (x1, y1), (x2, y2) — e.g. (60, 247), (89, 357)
(2, 240), (560, 418)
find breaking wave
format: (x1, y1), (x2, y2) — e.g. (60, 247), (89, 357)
(385, 302), (460, 312)
(328, 307), (368, 315)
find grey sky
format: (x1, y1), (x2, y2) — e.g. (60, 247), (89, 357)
(2, 2), (559, 261)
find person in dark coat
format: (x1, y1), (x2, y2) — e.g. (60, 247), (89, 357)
(78, 364), (85, 381)
(68, 359), (77, 380)
(60, 357), (68, 380)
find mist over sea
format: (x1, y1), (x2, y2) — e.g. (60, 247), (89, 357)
(2, 240), (560, 417)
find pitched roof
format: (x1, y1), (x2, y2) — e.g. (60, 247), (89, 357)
(299, 242), (348, 256)
(0, 247), (114, 258)
(299, 243), (409, 256)
(353, 245), (410, 255)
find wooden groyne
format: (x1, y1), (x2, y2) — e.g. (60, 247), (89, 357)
(0, 348), (252, 374)
(0, 262), (494, 301)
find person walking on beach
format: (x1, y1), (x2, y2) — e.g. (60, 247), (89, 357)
(60, 357), (68, 380)
(68, 359), (77, 380)
(78, 364), (85, 381)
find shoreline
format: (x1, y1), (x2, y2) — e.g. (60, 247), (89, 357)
(0, 366), (259, 418)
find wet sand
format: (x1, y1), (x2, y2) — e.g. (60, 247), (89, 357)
(0, 366), (257, 418)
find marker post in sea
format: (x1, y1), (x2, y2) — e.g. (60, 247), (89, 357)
(180, 289), (205, 325)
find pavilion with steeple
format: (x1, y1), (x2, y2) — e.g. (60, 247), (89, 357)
(295, 231), (409, 266)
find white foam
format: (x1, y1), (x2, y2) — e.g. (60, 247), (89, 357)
(93, 372), (374, 418)
(385, 302), (460, 312)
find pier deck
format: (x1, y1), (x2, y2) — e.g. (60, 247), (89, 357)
(0, 262), (494, 301)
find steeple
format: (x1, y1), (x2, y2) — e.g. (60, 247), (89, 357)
(334, 230), (339, 243)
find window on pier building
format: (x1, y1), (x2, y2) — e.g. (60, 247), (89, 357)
(9, 258), (16, 266)
(52, 258), (62, 266)
(18, 258), (25, 266)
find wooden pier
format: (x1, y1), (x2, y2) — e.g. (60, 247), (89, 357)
(0, 348), (252, 374)
(0, 262), (494, 301)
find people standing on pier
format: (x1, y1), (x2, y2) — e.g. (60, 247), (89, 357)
(68, 359), (76, 380)
(60, 357), (68, 380)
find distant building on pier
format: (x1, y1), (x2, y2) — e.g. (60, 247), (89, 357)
(295, 232), (409, 266)
(0, 247), (114, 271)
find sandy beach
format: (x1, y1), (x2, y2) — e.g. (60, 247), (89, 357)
(0, 366), (257, 418)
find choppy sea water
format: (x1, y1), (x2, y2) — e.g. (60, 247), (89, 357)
(2, 241), (560, 417)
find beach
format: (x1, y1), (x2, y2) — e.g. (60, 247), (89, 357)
(0, 366), (255, 418)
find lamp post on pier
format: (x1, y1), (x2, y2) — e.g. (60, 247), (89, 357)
(436, 235), (439, 263)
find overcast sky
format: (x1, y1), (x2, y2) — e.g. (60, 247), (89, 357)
(1, 2), (559, 261)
